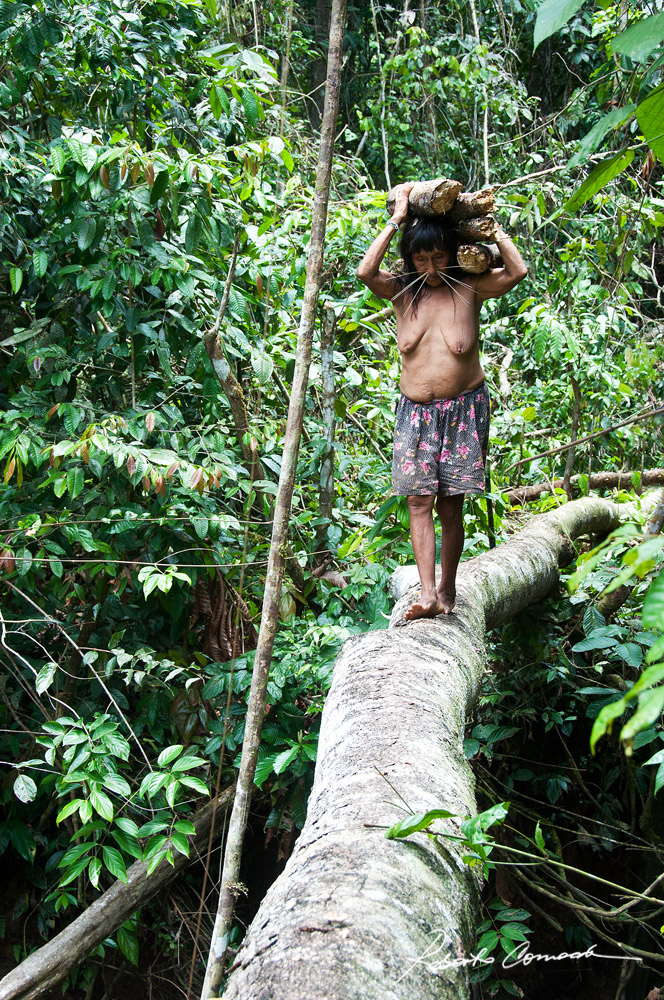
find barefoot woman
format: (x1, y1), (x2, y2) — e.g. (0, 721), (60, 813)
(357, 183), (527, 621)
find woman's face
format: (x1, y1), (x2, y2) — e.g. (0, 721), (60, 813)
(412, 247), (451, 284)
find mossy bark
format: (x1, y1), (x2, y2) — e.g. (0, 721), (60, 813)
(221, 499), (624, 1000)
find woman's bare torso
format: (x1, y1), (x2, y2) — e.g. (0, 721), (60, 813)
(393, 279), (485, 402)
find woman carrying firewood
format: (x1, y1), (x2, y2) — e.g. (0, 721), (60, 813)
(357, 180), (528, 620)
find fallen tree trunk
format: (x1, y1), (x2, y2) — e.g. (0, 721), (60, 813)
(386, 177), (462, 217)
(0, 787), (234, 1000)
(221, 497), (626, 1000)
(456, 242), (501, 273)
(505, 468), (664, 505)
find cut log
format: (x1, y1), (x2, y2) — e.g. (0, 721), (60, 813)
(456, 243), (501, 274)
(386, 177), (463, 217)
(454, 214), (498, 243)
(0, 787), (234, 1000)
(220, 497), (628, 1000)
(446, 187), (495, 221)
(505, 468), (664, 506)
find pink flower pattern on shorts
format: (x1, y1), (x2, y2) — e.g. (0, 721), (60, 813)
(392, 383), (490, 497)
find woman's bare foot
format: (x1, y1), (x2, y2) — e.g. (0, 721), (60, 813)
(404, 592), (446, 621)
(436, 585), (456, 614)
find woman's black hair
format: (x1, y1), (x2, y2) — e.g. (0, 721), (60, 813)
(394, 216), (463, 317)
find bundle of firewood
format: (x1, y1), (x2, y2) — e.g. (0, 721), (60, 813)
(385, 178), (502, 274)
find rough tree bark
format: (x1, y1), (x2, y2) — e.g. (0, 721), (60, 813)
(447, 188), (494, 221)
(386, 177), (462, 217)
(456, 243), (501, 274)
(454, 214), (498, 243)
(200, 2), (347, 995)
(220, 497), (627, 1000)
(0, 787), (234, 1000)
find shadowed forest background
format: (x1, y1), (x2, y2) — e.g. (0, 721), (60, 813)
(1, 0), (664, 997)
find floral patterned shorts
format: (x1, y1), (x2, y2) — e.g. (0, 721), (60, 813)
(392, 382), (491, 497)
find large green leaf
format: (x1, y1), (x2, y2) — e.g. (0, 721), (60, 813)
(643, 567), (664, 627)
(533, 0), (586, 51)
(612, 12), (664, 62)
(9, 267), (23, 293)
(385, 808), (456, 840)
(32, 249), (48, 278)
(76, 217), (97, 251)
(241, 87), (259, 128)
(563, 149), (635, 213)
(184, 213), (203, 253)
(568, 104), (636, 168)
(251, 350), (274, 385)
(621, 688), (664, 742)
(636, 85), (664, 162)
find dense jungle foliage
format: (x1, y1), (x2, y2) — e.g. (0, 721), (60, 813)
(1, 0), (664, 996)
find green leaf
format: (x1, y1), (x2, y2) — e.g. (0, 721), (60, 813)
(137, 218), (155, 248)
(612, 13), (664, 62)
(7, 820), (35, 861)
(281, 148), (294, 172)
(178, 776), (209, 796)
(35, 662), (57, 695)
(56, 798), (85, 824)
(500, 922), (531, 943)
(51, 145), (66, 174)
(477, 928), (499, 954)
(102, 846), (127, 883)
(184, 214), (203, 254)
(643, 567), (664, 628)
(88, 856), (102, 888)
(192, 515), (208, 540)
(59, 843), (94, 867)
(58, 856), (91, 886)
(139, 771), (170, 797)
(174, 819), (196, 836)
(13, 774), (37, 803)
(67, 467), (84, 500)
(76, 218), (97, 251)
(533, 325), (548, 362)
(33, 250), (48, 278)
(572, 632), (618, 652)
(117, 920), (139, 965)
(169, 830), (190, 857)
(534, 821), (546, 851)
(90, 787), (114, 822)
(171, 754), (207, 772)
(563, 150), (635, 214)
(533, 0), (586, 51)
(636, 85), (664, 162)
(590, 697), (627, 753)
(385, 808), (456, 840)
(102, 773), (131, 797)
(210, 83), (223, 119)
(568, 104), (637, 168)
(251, 351), (274, 386)
(241, 87), (259, 128)
(10, 267), (23, 294)
(621, 688), (664, 743)
(157, 744), (183, 767)
(273, 746), (298, 774)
